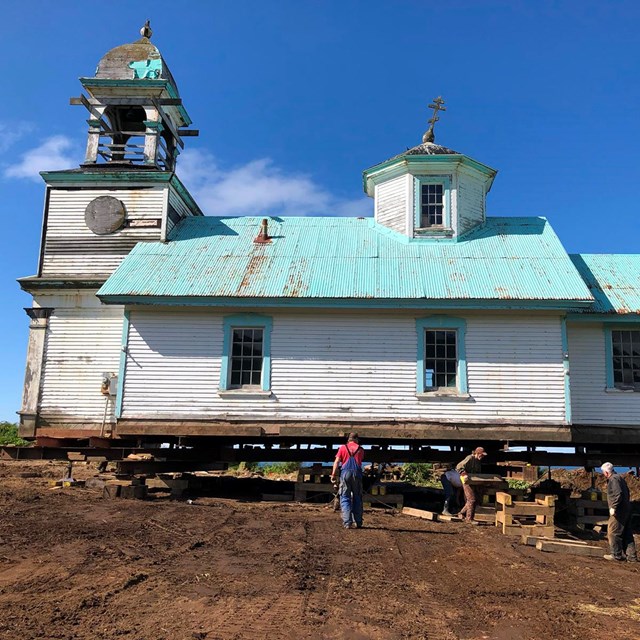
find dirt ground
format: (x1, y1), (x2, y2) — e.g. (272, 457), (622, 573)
(1, 461), (639, 640)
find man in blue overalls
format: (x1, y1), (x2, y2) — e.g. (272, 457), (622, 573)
(330, 433), (365, 529)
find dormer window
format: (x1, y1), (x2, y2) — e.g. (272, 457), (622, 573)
(414, 176), (451, 234)
(420, 183), (444, 226)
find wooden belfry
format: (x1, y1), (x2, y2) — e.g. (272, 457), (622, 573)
(70, 22), (198, 170)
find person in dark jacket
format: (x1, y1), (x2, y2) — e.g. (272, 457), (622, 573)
(601, 462), (638, 562)
(455, 447), (487, 524)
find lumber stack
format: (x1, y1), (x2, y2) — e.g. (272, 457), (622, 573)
(495, 492), (555, 537)
(568, 490), (609, 530)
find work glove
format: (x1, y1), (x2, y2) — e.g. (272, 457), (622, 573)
(609, 508), (615, 517)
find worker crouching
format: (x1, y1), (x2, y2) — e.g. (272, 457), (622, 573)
(455, 446), (488, 524)
(331, 433), (365, 529)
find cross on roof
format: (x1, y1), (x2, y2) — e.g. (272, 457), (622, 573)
(423, 96), (447, 143)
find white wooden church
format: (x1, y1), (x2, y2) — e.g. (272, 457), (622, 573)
(18, 25), (640, 447)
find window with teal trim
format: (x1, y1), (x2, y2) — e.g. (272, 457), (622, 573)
(611, 329), (640, 391)
(220, 314), (272, 392)
(416, 316), (468, 395)
(414, 176), (451, 232)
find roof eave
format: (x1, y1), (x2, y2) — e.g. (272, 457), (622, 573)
(362, 154), (498, 196)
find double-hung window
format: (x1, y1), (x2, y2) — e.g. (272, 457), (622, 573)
(220, 314), (272, 393)
(607, 328), (640, 391)
(416, 316), (468, 396)
(414, 176), (451, 232)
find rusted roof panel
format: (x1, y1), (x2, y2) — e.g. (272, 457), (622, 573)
(98, 216), (594, 306)
(569, 254), (640, 314)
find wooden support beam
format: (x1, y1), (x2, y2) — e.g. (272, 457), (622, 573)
(152, 98), (184, 149)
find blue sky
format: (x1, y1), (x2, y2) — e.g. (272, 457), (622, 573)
(0, 1), (638, 422)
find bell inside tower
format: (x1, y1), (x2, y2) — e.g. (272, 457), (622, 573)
(72, 22), (197, 172)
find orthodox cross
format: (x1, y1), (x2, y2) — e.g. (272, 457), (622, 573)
(423, 96), (447, 143)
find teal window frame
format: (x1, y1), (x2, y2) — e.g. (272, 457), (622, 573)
(220, 314), (273, 392)
(414, 175), (451, 232)
(416, 316), (467, 393)
(604, 325), (640, 391)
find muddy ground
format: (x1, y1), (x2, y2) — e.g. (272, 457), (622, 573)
(1, 460), (639, 640)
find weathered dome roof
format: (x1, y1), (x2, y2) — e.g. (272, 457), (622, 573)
(384, 141), (460, 164)
(94, 27), (178, 93)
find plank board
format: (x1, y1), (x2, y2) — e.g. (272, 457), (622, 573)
(521, 535), (589, 547)
(402, 507), (438, 521)
(536, 541), (605, 557)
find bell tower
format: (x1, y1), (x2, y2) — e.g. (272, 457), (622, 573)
(73, 21), (197, 171)
(17, 23), (202, 438)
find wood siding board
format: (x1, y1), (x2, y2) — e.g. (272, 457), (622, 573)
(457, 170), (485, 236)
(375, 174), (408, 234)
(39, 296), (124, 425)
(568, 323), (640, 425)
(121, 309), (566, 423)
(41, 187), (166, 277)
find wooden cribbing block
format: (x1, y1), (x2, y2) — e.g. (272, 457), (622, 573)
(535, 540), (605, 557)
(438, 513), (462, 522)
(103, 484), (121, 499)
(534, 494), (556, 507)
(504, 524), (555, 537)
(402, 507), (438, 521)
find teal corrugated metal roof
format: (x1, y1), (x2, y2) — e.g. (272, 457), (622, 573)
(97, 216), (594, 305)
(569, 254), (640, 314)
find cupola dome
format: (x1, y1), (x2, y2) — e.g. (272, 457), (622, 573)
(94, 21), (178, 94)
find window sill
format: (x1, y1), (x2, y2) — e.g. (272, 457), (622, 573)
(605, 387), (640, 394)
(218, 389), (273, 399)
(414, 227), (453, 237)
(416, 392), (472, 402)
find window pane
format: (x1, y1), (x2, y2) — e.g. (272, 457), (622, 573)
(611, 331), (640, 389)
(425, 329), (458, 391)
(230, 327), (265, 388)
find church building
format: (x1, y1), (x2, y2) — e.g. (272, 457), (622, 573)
(17, 25), (640, 449)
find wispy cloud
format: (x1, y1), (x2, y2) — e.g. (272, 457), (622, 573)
(179, 148), (371, 217)
(0, 121), (35, 153)
(4, 135), (78, 181)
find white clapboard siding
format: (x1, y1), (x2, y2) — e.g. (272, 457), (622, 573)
(42, 186), (166, 277)
(375, 174), (409, 234)
(121, 309), (566, 423)
(166, 186), (198, 236)
(457, 170), (485, 235)
(39, 303), (124, 424)
(568, 323), (640, 425)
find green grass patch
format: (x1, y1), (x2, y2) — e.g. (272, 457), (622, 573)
(401, 462), (439, 487)
(262, 462), (301, 475)
(0, 422), (30, 447)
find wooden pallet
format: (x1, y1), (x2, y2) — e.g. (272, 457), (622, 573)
(569, 496), (609, 530)
(495, 492), (555, 537)
(296, 464), (333, 484)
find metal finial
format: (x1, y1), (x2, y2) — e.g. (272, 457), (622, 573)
(423, 96), (447, 144)
(140, 20), (153, 39)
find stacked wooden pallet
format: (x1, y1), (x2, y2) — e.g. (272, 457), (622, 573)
(294, 464), (336, 502)
(568, 491), (609, 530)
(294, 466), (403, 508)
(495, 492), (555, 537)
